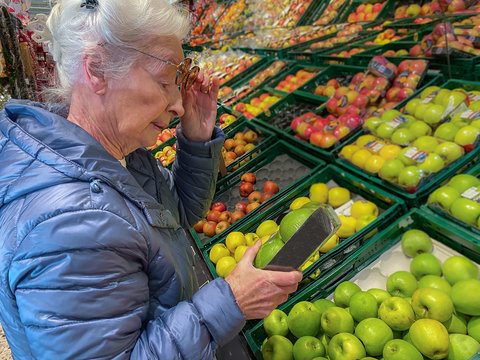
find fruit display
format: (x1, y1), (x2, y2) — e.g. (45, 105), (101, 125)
(363, 29), (407, 45)
(346, 1), (387, 23)
(233, 91), (283, 119)
(190, 141), (321, 247)
(313, 0), (349, 25)
(249, 209), (480, 360)
(195, 50), (262, 86)
(309, 24), (365, 50)
(272, 69), (318, 93)
(249, 0), (313, 29)
(154, 144), (176, 167)
(218, 61), (288, 105)
(394, 2), (435, 18)
(428, 172), (480, 229)
(221, 129), (263, 168)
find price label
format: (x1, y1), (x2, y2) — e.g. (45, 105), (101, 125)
(365, 141), (385, 153)
(468, 93), (480, 102)
(404, 147), (429, 163)
(458, 109), (480, 120)
(334, 200), (354, 217)
(420, 90), (440, 104)
(461, 186), (480, 202)
(386, 115), (410, 129)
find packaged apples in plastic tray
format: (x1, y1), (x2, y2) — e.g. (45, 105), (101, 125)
(218, 61), (288, 106)
(244, 208), (480, 360)
(427, 164), (480, 234)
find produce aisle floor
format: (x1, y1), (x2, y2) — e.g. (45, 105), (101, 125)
(0, 324), (12, 360)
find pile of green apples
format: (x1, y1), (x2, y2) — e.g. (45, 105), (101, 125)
(429, 173), (480, 228)
(261, 229), (480, 360)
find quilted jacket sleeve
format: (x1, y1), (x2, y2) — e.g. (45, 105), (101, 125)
(10, 210), (244, 360)
(166, 126), (225, 228)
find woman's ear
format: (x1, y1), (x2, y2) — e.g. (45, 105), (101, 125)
(82, 51), (107, 95)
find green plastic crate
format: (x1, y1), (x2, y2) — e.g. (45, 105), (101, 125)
(285, 33), (338, 63)
(382, 16), (442, 31)
(225, 87), (286, 120)
(201, 163), (404, 281)
(263, 64), (324, 94)
(352, 41), (434, 66)
(296, 0), (326, 27)
(190, 140), (326, 250)
(244, 208), (480, 359)
(149, 119), (179, 156)
(314, 43), (378, 66)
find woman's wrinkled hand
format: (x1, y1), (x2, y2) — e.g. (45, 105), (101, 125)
(180, 71), (219, 142)
(225, 240), (303, 320)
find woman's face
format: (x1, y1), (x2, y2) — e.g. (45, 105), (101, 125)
(104, 36), (185, 154)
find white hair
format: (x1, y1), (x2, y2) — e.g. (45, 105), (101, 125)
(45, 0), (190, 102)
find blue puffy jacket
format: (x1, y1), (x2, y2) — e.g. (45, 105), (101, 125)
(0, 100), (245, 359)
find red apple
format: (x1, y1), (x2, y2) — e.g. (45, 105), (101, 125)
(246, 202), (261, 213)
(320, 134), (338, 148)
(345, 115), (363, 130)
(353, 94), (369, 108)
(206, 210), (221, 222)
(239, 182), (254, 197)
(333, 125), (350, 139)
(248, 191), (262, 204)
(215, 221), (230, 235)
(310, 131), (325, 146)
(397, 87), (415, 101)
(410, 44), (423, 57)
(193, 219), (206, 233)
(291, 117), (303, 131)
(260, 192), (275, 203)
(203, 221), (217, 237)
(231, 210), (245, 224)
(218, 211), (232, 224)
(241, 172), (256, 184)
(235, 201), (247, 212)
(263, 181), (279, 194)
(211, 202), (226, 212)
(386, 87), (400, 102)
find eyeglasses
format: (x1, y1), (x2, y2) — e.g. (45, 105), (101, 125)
(132, 48), (200, 90)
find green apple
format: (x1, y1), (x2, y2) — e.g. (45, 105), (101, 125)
(450, 198), (480, 225)
(262, 335), (294, 360)
(355, 214), (377, 233)
(264, 309), (290, 337)
(311, 358), (327, 360)
(433, 89), (452, 105)
(328, 333), (366, 360)
(376, 123), (396, 139)
(349, 291), (378, 322)
(412, 135), (440, 153)
(454, 125), (479, 146)
(435, 142), (464, 164)
(387, 271), (418, 298)
(401, 229), (432, 257)
(280, 209), (314, 242)
(391, 128), (415, 146)
(447, 91), (467, 107)
(333, 281), (361, 308)
(383, 339), (423, 360)
(255, 235), (285, 268)
(420, 86), (440, 99)
(313, 299), (336, 315)
(287, 301), (322, 339)
(424, 103), (446, 124)
(409, 120), (433, 137)
(379, 297), (416, 331)
(443, 312), (467, 334)
(293, 336), (326, 360)
(398, 166), (422, 187)
(409, 319), (450, 359)
(414, 103), (430, 121)
(418, 274), (452, 295)
(366, 288), (391, 306)
(468, 316), (480, 342)
(411, 287), (454, 322)
(448, 174), (480, 194)
(410, 253), (442, 279)
(379, 159), (405, 182)
(447, 334), (480, 360)
(406, 99), (421, 116)
(364, 116), (383, 132)
(451, 279), (480, 316)
(381, 110), (402, 122)
(435, 122), (460, 141)
(321, 307), (354, 337)
(428, 186), (461, 210)
(443, 256), (479, 285)
(417, 153), (445, 173)
(354, 318), (393, 356)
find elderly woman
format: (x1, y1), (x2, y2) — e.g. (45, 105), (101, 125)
(0, 0), (302, 359)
